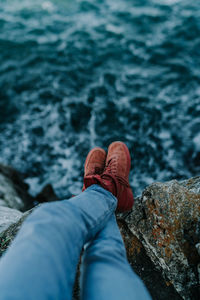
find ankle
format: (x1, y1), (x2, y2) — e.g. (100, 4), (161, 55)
(101, 175), (117, 196)
(83, 174), (117, 197)
(83, 175), (99, 190)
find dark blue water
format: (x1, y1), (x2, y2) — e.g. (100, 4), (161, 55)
(0, 0), (200, 198)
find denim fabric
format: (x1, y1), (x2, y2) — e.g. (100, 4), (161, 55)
(81, 214), (151, 300)
(0, 185), (151, 300)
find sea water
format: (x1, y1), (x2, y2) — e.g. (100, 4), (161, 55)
(0, 0), (200, 198)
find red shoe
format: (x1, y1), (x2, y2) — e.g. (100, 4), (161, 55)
(82, 147), (106, 191)
(84, 141), (134, 212)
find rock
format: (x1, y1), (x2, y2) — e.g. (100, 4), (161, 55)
(0, 210), (32, 257)
(0, 207), (22, 233)
(0, 164), (34, 211)
(121, 177), (200, 300)
(0, 172), (24, 211)
(118, 218), (183, 300)
(0, 163), (199, 300)
(35, 184), (59, 203)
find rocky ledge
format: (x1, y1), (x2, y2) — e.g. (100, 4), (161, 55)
(0, 164), (199, 300)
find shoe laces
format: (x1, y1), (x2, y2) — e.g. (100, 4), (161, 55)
(86, 166), (104, 176)
(104, 158), (117, 174)
(94, 166), (103, 174)
(84, 158), (130, 198)
(102, 158), (130, 191)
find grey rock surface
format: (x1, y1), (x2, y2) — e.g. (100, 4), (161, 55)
(0, 206), (23, 233)
(0, 164), (34, 211)
(0, 173), (24, 210)
(0, 210), (31, 257)
(122, 177), (200, 300)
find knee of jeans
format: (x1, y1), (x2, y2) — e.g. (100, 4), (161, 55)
(32, 201), (56, 214)
(85, 238), (127, 262)
(27, 201), (65, 221)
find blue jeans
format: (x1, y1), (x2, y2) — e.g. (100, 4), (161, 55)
(0, 185), (151, 300)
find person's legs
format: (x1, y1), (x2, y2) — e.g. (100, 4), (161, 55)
(81, 214), (151, 300)
(0, 185), (116, 300)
